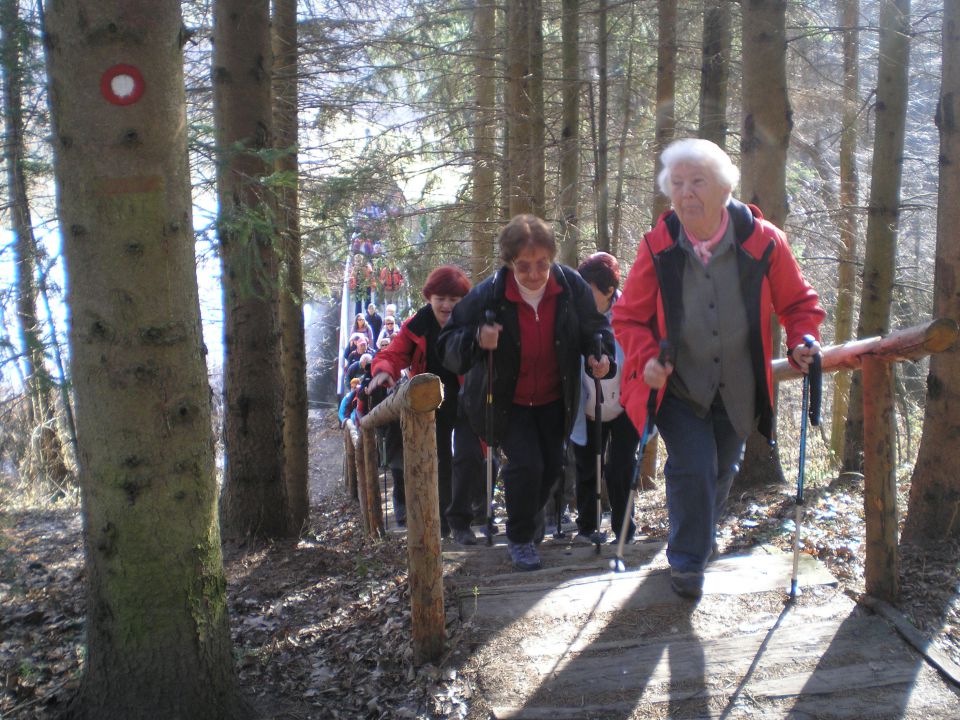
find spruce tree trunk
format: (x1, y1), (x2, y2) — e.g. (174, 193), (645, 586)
(558, 0), (580, 267)
(472, 0), (497, 280)
(42, 2), (251, 717)
(611, 5), (637, 256)
(738, 0), (791, 488)
(903, 0), (958, 543)
(594, 0), (609, 252)
(698, 0), (731, 149)
(505, 0), (544, 216)
(652, 0), (676, 222)
(843, 0), (911, 474)
(273, 0), (309, 532)
(214, 0), (292, 538)
(831, 0), (861, 461)
(1, 0), (68, 485)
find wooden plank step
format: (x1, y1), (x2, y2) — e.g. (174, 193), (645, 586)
(460, 551), (836, 620)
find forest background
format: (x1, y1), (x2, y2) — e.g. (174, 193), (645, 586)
(0, 0), (958, 718)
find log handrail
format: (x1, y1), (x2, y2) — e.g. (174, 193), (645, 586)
(772, 317), (958, 381)
(342, 373), (445, 665)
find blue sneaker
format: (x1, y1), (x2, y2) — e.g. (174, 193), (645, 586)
(508, 541), (542, 571)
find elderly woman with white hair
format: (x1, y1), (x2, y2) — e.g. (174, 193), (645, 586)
(612, 138), (825, 599)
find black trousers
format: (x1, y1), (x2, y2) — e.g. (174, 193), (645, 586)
(500, 400), (565, 544)
(447, 406), (486, 532)
(573, 411), (640, 541)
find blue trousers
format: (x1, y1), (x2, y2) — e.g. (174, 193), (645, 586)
(656, 393), (746, 574)
(500, 400), (565, 543)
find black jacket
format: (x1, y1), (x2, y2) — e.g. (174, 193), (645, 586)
(437, 264), (615, 445)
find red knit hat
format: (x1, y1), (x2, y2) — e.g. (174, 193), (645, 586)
(422, 265), (472, 300)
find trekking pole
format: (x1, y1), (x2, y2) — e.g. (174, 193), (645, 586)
(789, 335), (822, 601)
(611, 340), (669, 573)
(484, 309), (496, 546)
(591, 333), (607, 554)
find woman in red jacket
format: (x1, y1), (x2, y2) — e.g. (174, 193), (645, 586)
(367, 265), (472, 537)
(613, 138), (825, 599)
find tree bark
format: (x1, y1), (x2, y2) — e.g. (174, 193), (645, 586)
(831, 0), (862, 461)
(843, 0), (911, 474)
(505, 0), (545, 216)
(214, 0), (292, 538)
(737, 0), (792, 488)
(594, 0), (609, 252)
(472, 0), (498, 280)
(558, 0), (580, 267)
(611, 4), (638, 257)
(652, 0), (677, 222)
(273, 0), (309, 534)
(42, 1), (251, 716)
(903, 0), (960, 543)
(1, 0), (68, 485)
(698, 0), (731, 149)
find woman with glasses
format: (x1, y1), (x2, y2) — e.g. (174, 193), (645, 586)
(438, 214), (615, 571)
(376, 315), (399, 345)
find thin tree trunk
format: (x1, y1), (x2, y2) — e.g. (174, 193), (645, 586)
(558, 0), (580, 267)
(1, 0), (68, 485)
(698, 0), (731, 149)
(43, 1), (251, 716)
(594, 0), (609, 252)
(903, 0), (959, 543)
(652, 0), (677, 222)
(505, 0), (544, 216)
(214, 0), (292, 538)
(273, 0), (309, 533)
(472, 0), (497, 279)
(611, 5), (638, 256)
(737, 0), (792, 488)
(843, 0), (911, 474)
(831, 0), (861, 461)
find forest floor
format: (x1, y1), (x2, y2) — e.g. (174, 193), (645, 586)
(1, 409), (958, 719)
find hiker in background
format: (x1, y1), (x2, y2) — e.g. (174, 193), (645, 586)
(367, 265), (473, 539)
(438, 214), (615, 571)
(366, 303), (383, 340)
(352, 313), (374, 344)
(570, 252), (640, 547)
(377, 315), (400, 345)
(613, 137), (825, 599)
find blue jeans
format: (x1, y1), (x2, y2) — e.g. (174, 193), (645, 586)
(500, 400), (565, 543)
(656, 393), (746, 574)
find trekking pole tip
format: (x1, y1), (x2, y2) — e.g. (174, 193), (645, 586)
(609, 557), (627, 573)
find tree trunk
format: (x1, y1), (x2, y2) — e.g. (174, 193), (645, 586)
(1, 0), (68, 485)
(505, 0), (544, 217)
(698, 0), (731, 149)
(42, 1), (251, 717)
(558, 0), (580, 267)
(843, 0), (911, 474)
(737, 0), (792, 488)
(903, 0), (960, 543)
(594, 0), (609, 252)
(611, 4), (638, 256)
(472, 0), (498, 279)
(214, 0), (292, 538)
(273, 0), (309, 533)
(652, 0), (677, 222)
(831, 0), (861, 461)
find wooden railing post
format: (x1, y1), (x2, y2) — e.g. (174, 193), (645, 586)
(359, 373), (445, 665)
(343, 424), (358, 499)
(361, 425), (385, 538)
(346, 420), (370, 535)
(862, 356), (898, 601)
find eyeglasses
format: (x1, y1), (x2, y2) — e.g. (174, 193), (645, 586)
(512, 259), (551, 275)
(385, 321), (395, 325)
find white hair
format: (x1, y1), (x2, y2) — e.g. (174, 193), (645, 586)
(657, 138), (740, 202)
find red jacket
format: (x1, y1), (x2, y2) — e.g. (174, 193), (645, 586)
(504, 272), (562, 405)
(370, 310), (428, 381)
(612, 201), (824, 441)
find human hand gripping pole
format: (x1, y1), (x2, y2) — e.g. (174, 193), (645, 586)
(789, 334), (822, 600)
(610, 339), (671, 573)
(484, 309), (496, 546)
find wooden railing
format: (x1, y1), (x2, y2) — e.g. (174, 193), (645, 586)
(343, 373), (445, 665)
(772, 317), (958, 601)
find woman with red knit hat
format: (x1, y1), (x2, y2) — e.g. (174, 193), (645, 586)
(368, 265), (472, 537)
